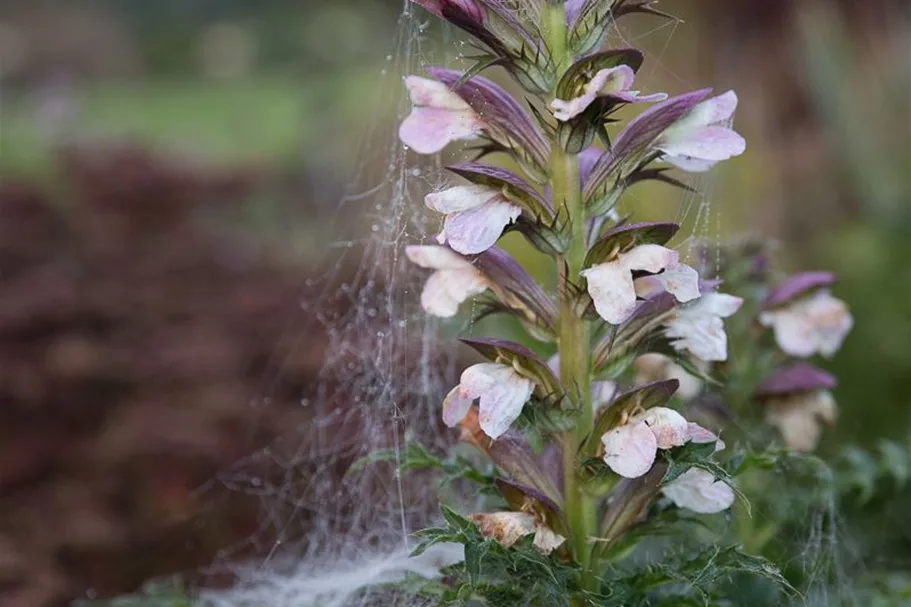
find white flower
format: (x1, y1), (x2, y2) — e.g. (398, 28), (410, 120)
(759, 290), (853, 358)
(470, 511), (565, 555)
(662, 468), (735, 513)
(656, 90), (746, 172)
(601, 406), (689, 478)
(666, 292), (744, 362)
(425, 185), (522, 254)
(634, 353), (703, 400)
(405, 245), (489, 317)
(581, 244), (700, 325)
(765, 390), (837, 452)
(550, 65), (667, 121)
(398, 76), (484, 154)
(442, 362), (535, 439)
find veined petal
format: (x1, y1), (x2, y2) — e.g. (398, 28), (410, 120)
(657, 125), (746, 162)
(656, 264), (701, 303)
(399, 107), (483, 154)
(662, 468), (735, 513)
(638, 406), (689, 449)
(405, 75), (473, 111)
(602, 421), (658, 478)
(582, 260), (638, 325)
(442, 385), (474, 427)
(477, 367), (535, 439)
(442, 199), (522, 255)
(425, 184), (500, 214)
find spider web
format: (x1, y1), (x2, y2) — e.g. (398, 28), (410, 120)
(195, 4), (850, 606)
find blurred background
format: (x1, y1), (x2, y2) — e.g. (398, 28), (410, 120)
(0, 0), (908, 605)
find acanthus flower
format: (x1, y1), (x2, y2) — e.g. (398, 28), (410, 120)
(662, 468), (735, 514)
(405, 245), (488, 317)
(601, 406), (717, 479)
(756, 362), (838, 452)
(442, 362), (535, 439)
(399, 76), (484, 154)
(759, 272), (853, 358)
(665, 291), (744, 362)
(581, 244), (700, 325)
(550, 64), (667, 121)
(425, 185), (522, 254)
(655, 90), (746, 172)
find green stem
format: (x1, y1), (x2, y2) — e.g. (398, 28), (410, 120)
(546, 0), (597, 596)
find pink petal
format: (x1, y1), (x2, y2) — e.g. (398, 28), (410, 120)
(687, 422), (725, 451)
(399, 107), (482, 154)
(581, 260), (638, 325)
(550, 92), (598, 121)
(639, 406), (689, 449)
(611, 90), (669, 103)
(701, 90), (739, 123)
(661, 155), (719, 172)
(425, 185), (499, 214)
(442, 199), (522, 255)
(405, 75), (472, 111)
(442, 385), (474, 426)
(602, 421), (658, 478)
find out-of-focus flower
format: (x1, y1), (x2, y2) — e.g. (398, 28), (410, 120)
(399, 76), (484, 154)
(470, 511), (565, 555)
(665, 291), (744, 362)
(662, 468), (735, 513)
(550, 65), (667, 121)
(425, 185), (522, 254)
(601, 406), (689, 478)
(442, 362), (535, 439)
(634, 353), (702, 400)
(755, 362), (838, 452)
(405, 245), (488, 317)
(655, 91), (746, 172)
(760, 273), (853, 358)
(582, 244), (700, 325)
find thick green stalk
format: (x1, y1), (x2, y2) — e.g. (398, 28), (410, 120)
(546, 0), (597, 593)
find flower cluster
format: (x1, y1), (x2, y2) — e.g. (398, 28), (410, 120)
(388, 0), (853, 599)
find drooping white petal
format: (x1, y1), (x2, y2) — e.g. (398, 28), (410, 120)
(405, 76), (474, 111)
(602, 421), (658, 478)
(760, 291), (852, 359)
(667, 292), (743, 362)
(425, 185), (500, 214)
(637, 406), (689, 449)
(441, 200), (522, 255)
(662, 468), (735, 514)
(765, 390), (837, 452)
(657, 90), (744, 172)
(476, 366), (535, 439)
(658, 125), (746, 162)
(419, 267), (488, 317)
(442, 385), (474, 427)
(620, 244), (679, 274)
(581, 260), (638, 325)
(399, 107), (483, 154)
(405, 244), (473, 271)
(656, 263), (701, 303)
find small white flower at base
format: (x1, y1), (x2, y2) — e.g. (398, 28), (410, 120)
(601, 406), (689, 478)
(399, 76), (484, 154)
(550, 65), (668, 121)
(442, 362), (535, 439)
(470, 512), (565, 555)
(634, 353), (703, 401)
(662, 468), (735, 514)
(759, 290), (853, 359)
(656, 90), (746, 172)
(425, 185), (522, 255)
(405, 245), (489, 317)
(582, 244), (701, 325)
(666, 292), (744, 362)
(765, 390), (837, 452)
